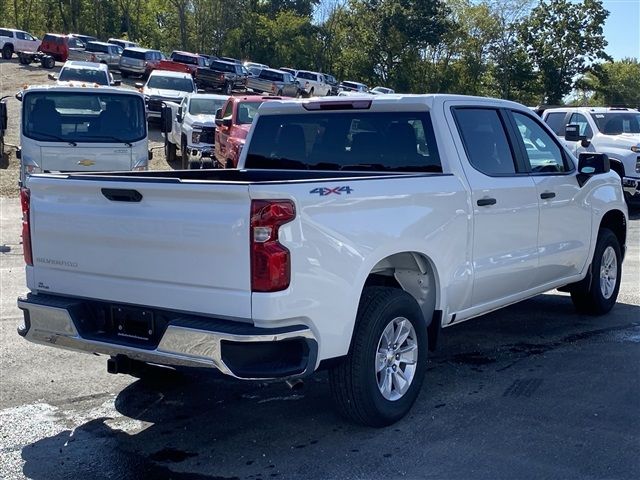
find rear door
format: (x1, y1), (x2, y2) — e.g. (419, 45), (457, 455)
(27, 175), (252, 318)
(447, 104), (540, 306)
(508, 110), (592, 284)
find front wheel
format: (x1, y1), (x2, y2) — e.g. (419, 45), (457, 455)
(181, 139), (188, 169)
(164, 136), (176, 164)
(329, 287), (428, 427)
(223, 82), (232, 95)
(570, 228), (622, 315)
(2, 45), (13, 60)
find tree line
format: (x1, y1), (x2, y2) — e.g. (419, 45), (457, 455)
(2, 0), (638, 106)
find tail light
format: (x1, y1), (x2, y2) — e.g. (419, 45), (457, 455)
(250, 200), (295, 292)
(20, 188), (33, 266)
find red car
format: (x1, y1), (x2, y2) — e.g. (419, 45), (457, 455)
(214, 95), (282, 168)
(38, 33), (85, 62)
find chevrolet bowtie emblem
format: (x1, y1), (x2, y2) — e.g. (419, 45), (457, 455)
(77, 159), (95, 167)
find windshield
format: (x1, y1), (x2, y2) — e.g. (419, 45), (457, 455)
(23, 92), (146, 143)
(59, 67), (109, 85)
(246, 111), (442, 172)
(237, 101), (263, 124)
(146, 75), (193, 92)
(189, 98), (226, 115)
(590, 112), (640, 135)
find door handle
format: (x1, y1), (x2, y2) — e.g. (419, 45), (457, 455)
(477, 197), (497, 207)
(101, 188), (143, 202)
(540, 192), (556, 199)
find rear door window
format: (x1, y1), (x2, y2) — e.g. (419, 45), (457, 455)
(0, 29), (13, 37)
(246, 111), (442, 172)
(453, 108), (517, 175)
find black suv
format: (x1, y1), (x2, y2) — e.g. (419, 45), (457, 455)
(196, 60), (246, 94)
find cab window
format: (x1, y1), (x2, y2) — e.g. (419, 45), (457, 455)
(512, 112), (570, 173)
(569, 113), (593, 138)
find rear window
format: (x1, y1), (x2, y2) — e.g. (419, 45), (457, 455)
(172, 52), (198, 65)
(246, 111), (442, 172)
(122, 49), (146, 60)
(0, 29), (13, 38)
(296, 71), (317, 81)
(259, 70), (284, 82)
(210, 61), (235, 72)
(86, 42), (108, 53)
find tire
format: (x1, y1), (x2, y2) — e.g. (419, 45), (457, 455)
(42, 56), (55, 69)
(309, 87), (315, 97)
(2, 45), (13, 60)
(181, 139), (188, 169)
(164, 136), (176, 164)
(18, 54), (28, 65)
(329, 287), (428, 427)
(223, 82), (232, 95)
(276, 89), (283, 97)
(570, 228), (622, 315)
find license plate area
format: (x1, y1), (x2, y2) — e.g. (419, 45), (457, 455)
(112, 305), (154, 341)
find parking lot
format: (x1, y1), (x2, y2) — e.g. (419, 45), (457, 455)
(1, 59), (640, 480)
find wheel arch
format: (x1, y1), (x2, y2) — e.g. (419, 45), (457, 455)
(360, 251), (442, 350)
(599, 209), (627, 259)
(608, 157), (625, 178)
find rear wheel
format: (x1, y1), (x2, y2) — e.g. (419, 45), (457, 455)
(570, 228), (622, 315)
(329, 287), (428, 427)
(42, 56), (55, 69)
(181, 138), (188, 169)
(223, 82), (232, 95)
(2, 45), (13, 60)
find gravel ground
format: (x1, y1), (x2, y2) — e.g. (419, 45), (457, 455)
(0, 59), (172, 197)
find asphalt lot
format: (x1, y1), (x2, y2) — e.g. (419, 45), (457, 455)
(0, 195), (638, 479)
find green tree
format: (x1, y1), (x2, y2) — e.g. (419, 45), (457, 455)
(519, 0), (610, 104)
(577, 59), (640, 107)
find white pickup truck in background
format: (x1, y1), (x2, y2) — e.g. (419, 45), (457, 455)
(17, 95), (628, 426)
(542, 106), (640, 204)
(16, 85), (150, 183)
(164, 93), (228, 169)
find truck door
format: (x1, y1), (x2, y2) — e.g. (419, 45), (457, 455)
(508, 110), (592, 284)
(449, 105), (540, 306)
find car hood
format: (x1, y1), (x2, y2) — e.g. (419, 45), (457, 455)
(188, 114), (216, 128)
(597, 132), (640, 148)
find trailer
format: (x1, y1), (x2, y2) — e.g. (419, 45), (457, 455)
(16, 51), (56, 69)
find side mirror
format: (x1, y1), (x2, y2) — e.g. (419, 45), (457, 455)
(215, 116), (232, 128)
(0, 101), (7, 131)
(160, 104), (172, 133)
(215, 108), (222, 119)
(135, 82), (144, 89)
(577, 152), (610, 187)
(47, 73), (57, 81)
(15, 91), (23, 101)
(565, 124), (585, 142)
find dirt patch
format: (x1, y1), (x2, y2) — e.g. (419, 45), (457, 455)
(0, 59), (171, 197)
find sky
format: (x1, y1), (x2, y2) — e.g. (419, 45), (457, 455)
(601, 0), (640, 60)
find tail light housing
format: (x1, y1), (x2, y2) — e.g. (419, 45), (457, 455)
(20, 188), (33, 266)
(250, 200), (295, 292)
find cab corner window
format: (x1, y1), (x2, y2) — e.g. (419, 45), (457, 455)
(513, 111), (569, 174)
(454, 108), (516, 175)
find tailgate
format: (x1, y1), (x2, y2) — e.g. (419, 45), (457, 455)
(27, 175), (252, 319)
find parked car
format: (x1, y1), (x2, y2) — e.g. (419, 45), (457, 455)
(295, 70), (332, 96)
(541, 106), (640, 204)
(84, 41), (123, 70)
(119, 47), (164, 78)
(279, 67), (297, 77)
(371, 86), (395, 95)
(323, 74), (340, 95)
(68, 33), (98, 47)
(0, 28), (40, 59)
(37, 33), (88, 62)
(139, 70), (196, 120)
(15, 84), (149, 183)
(155, 51), (207, 77)
(48, 61), (119, 87)
(196, 59), (246, 95)
(246, 68), (300, 97)
(18, 94), (628, 427)
(107, 38), (138, 50)
(214, 95), (280, 168)
(244, 61), (268, 70)
(339, 80), (369, 93)
(164, 93), (229, 168)
(220, 56), (241, 64)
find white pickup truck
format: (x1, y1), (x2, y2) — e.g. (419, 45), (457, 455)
(16, 85), (150, 183)
(541, 107), (640, 204)
(164, 93), (228, 169)
(17, 95), (628, 426)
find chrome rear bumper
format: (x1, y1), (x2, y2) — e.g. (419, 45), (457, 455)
(17, 294), (317, 380)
